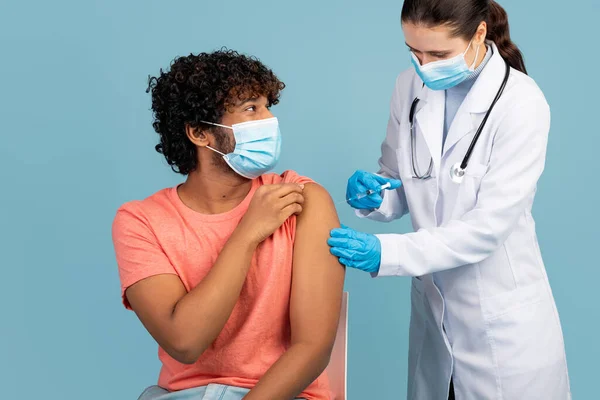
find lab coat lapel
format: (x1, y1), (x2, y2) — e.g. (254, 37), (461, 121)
(442, 42), (507, 156)
(415, 85), (444, 176)
(442, 106), (475, 157)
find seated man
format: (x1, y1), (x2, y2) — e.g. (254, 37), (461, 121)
(112, 49), (345, 400)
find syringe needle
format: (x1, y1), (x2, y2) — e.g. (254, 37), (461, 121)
(337, 182), (393, 205)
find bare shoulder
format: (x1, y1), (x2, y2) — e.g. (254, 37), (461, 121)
(301, 182), (335, 207)
(295, 183), (338, 229)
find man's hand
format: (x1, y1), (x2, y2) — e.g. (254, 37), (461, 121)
(238, 183), (305, 245)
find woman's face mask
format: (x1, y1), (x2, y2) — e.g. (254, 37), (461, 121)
(202, 117), (282, 179)
(411, 39), (480, 91)
(402, 22), (483, 91)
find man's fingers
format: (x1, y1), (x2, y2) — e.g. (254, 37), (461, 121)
(281, 202), (303, 217)
(279, 191), (305, 208)
(269, 183), (305, 198)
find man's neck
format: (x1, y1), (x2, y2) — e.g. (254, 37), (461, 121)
(177, 169), (253, 215)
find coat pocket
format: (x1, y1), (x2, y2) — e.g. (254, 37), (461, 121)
(481, 280), (542, 321)
(482, 281), (564, 378)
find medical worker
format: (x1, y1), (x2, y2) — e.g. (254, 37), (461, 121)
(327, 1), (571, 399)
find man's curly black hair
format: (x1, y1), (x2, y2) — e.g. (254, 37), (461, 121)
(146, 48), (285, 175)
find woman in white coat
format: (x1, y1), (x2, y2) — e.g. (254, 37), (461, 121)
(327, 0), (571, 399)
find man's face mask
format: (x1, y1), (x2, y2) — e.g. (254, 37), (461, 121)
(201, 117), (282, 179)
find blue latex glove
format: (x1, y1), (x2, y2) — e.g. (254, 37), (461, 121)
(346, 170), (402, 210)
(327, 225), (382, 273)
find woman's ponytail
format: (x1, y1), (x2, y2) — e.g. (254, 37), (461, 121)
(487, 0), (527, 74)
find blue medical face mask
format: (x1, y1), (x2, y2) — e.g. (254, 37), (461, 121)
(202, 117), (282, 179)
(411, 40), (479, 91)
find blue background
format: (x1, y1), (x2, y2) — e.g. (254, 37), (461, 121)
(1, 0), (597, 398)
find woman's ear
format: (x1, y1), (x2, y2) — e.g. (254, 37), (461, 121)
(475, 21), (488, 45)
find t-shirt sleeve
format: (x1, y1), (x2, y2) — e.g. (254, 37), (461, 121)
(278, 170), (320, 242)
(280, 170), (316, 186)
(112, 204), (178, 309)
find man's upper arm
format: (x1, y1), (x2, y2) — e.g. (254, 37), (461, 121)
(290, 183), (345, 348)
(112, 207), (187, 351)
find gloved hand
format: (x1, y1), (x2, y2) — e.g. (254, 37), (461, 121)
(346, 170), (402, 210)
(327, 225), (382, 273)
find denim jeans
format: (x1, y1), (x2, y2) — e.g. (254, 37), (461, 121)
(138, 384), (307, 400)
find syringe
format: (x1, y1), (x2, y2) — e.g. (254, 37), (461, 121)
(339, 182), (392, 205)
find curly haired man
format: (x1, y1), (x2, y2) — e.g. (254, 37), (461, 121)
(111, 49), (345, 400)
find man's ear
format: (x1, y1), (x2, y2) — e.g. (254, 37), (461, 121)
(185, 124), (210, 147)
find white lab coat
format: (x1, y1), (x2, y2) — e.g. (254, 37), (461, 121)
(360, 43), (571, 399)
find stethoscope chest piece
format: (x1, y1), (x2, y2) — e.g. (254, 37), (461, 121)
(450, 162), (466, 184)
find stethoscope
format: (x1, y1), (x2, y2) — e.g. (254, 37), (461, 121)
(408, 59), (511, 184)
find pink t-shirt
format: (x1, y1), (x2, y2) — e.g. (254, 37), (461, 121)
(112, 170), (331, 399)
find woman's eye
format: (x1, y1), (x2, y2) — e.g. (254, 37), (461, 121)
(245, 106), (256, 112)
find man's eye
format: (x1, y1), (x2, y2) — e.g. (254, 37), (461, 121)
(245, 106), (256, 112)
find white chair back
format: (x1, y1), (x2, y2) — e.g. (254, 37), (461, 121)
(325, 291), (348, 400)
